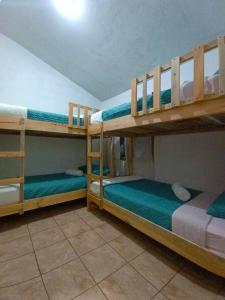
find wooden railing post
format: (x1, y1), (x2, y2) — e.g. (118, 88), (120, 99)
(131, 79), (137, 116)
(218, 36), (225, 96)
(142, 74), (148, 114)
(153, 66), (161, 110)
(193, 45), (204, 100)
(171, 56), (180, 106)
(19, 118), (25, 214)
(68, 102), (74, 128)
(77, 105), (80, 128)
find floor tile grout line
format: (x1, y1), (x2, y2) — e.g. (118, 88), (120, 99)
(0, 249), (34, 265)
(27, 222), (51, 300)
(0, 275), (41, 291)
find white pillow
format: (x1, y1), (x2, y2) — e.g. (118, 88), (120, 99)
(65, 169), (83, 176)
(172, 182), (191, 202)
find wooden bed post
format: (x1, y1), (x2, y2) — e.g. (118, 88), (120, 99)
(19, 118), (25, 214)
(99, 125), (104, 208)
(193, 45), (204, 100)
(127, 137), (133, 176)
(109, 137), (115, 178)
(171, 56), (180, 106)
(218, 36), (225, 96)
(131, 79), (138, 117)
(142, 74), (148, 114)
(153, 66), (161, 110)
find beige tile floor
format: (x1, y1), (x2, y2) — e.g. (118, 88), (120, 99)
(0, 200), (224, 300)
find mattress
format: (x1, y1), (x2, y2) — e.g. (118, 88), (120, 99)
(103, 178), (200, 230)
(90, 74), (219, 124)
(24, 173), (87, 200)
(0, 103), (83, 126)
(90, 176), (142, 195)
(0, 184), (20, 205)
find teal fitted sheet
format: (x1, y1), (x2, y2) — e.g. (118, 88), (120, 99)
(27, 109), (84, 126)
(103, 179), (201, 230)
(102, 89), (171, 121)
(78, 165), (110, 176)
(24, 173), (87, 200)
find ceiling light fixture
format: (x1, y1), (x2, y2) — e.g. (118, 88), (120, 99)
(53, 0), (85, 20)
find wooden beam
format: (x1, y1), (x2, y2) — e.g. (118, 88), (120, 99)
(87, 173), (102, 181)
(131, 79), (138, 117)
(0, 151), (24, 158)
(68, 102), (74, 128)
(88, 152), (102, 158)
(153, 66), (161, 110)
(218, 36), (225, 96)
(0, 177), (24, 185)
(171, 56), (180, 106)
(193, 45), (204, 100)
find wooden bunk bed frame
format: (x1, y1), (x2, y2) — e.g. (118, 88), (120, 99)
(87, 36), (225, 278)
(88, 36), (225, 137)
(0, 102), (98, 137)
(0, 101), (99, 217)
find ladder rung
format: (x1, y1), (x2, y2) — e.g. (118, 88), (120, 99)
(0, 151), (25, 158)
(0, 177), (24, 186)
(87, 173), (102, 181)
(88, 152), (102, 158)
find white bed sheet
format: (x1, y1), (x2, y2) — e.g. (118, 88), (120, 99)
(0, 184), (20, 205)
(0, 103), (27, 118)
(206, 217), (225, 255)
(89, 176), (142, 195)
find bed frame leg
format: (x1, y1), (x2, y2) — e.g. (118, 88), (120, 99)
(87, 198), (92, 211)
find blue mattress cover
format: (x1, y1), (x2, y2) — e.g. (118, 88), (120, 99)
(27, 109), (84, 126)
(103, 179), (201, 230)
(102, 89), (171, 121)
(24, 173), (87, 200)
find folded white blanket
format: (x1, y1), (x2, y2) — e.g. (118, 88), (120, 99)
(65, 169), (83, 176)
(0, 103), (27, 118)
(90, 111), (103, 124)
(172, 192), (217, 247)
(0, 184), (20, 205)
(172, 182), (191, 201)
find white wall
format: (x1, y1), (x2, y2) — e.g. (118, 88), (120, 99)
(0, 34), (101, 113)
(0, 34), (101, 176)
(0, 134), (86, 178)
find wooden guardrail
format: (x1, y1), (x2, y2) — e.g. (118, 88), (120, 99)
(68, 102), (99, 129)
(131, 36), (225, 117)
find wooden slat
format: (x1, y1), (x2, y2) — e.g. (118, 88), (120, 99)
(0, 151), (24, 158)
(171, 56), (180, 106)
(0, 177), (24, 185)
(99, 127), (104, 201)
(68, 102), (74, 128)
(153, 66), (161, 110)
(218, 36), (225, 95)
(127, 137), (133, 176)
(142, 74), (148, 114)
(88, 152), (101, 158)
(109, 137), (115, 177)
(77, 105), (80, 128)
(131, 79), (137, 116)
(193, 45), (204, 100)
(84, 107), (89, 128)
(19, 119), (25, 207)
(87, 173), (102, 181)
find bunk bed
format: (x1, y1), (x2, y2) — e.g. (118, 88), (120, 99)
(0, 102), (98, 137)
(87, 36), (225, 278)
(0, 101), (98, 217)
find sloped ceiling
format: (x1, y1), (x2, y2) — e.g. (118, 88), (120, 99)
(1, 0), (225, 100)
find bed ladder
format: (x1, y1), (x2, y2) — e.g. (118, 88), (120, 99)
(0, 118), (25, 215)
(87, 123), (104, 210)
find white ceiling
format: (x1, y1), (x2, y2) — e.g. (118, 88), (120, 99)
(1, 0), (225, 101)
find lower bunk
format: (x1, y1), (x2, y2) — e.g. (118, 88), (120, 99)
(0, 173), (87, 217)
(87, 176), (225, 278)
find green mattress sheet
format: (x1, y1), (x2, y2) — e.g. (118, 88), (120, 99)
(102, 89), (171, 121)
(27, 109), (84, 126)
(24, 173), (87, 200)
(103, 179), (201, 230)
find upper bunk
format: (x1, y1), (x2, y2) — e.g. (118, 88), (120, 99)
(88, 36), (225, 137)
(0, 102), (98, 137)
